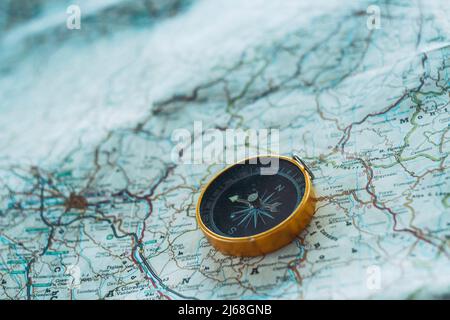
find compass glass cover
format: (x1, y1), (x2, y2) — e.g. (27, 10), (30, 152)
(199, 157), (306, 238)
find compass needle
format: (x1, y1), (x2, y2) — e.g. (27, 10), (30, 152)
(258, 210), (275, 220)
(263, 191), (276, 203)
(237, 211), (253, 227)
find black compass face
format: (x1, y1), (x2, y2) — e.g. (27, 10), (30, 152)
(199, 157), (306, 238)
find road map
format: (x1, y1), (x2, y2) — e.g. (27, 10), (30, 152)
(0, 0), (449, 299)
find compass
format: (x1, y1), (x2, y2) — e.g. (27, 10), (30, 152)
(196, 155), (316, 256)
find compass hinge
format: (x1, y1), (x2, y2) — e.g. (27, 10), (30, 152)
(292, 154), (315, 180)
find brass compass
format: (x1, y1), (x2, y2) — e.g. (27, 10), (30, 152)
(196, 154), (316, 256)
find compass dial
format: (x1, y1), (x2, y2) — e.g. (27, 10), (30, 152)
(199, 156), (307, 238)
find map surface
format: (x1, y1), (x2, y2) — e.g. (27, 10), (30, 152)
(0, 0), (449, 299)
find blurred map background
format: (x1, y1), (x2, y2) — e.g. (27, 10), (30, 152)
(0, 0), (449, 299)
